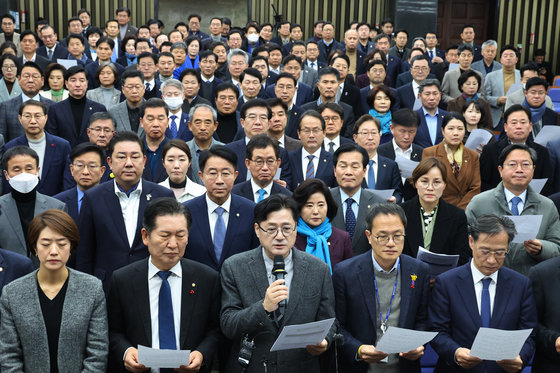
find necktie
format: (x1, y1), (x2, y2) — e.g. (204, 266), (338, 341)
(257, 188), (267, 202)
(511, 196), (522, 216)
(157, 271), (176, 349)
(368, 159), (376, 189)
(328, 142), (335, 153)
(145, 82), (151, 91)
(214, 207), (226, 261)
(48, 49), (53, 60)
(305, 155), (315, 179)
(310, 61), (315, 70)
(170, 115), (178, 139)
(429, 50), (434, 59)
(481, 277), (491, 327)
(345, 198), (357, 239)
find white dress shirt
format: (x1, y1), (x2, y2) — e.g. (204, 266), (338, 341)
(301, 147), (322, 179)
(114, 179), (143, 247)
(250, 178), (273, 203)
(324, 136), (341, 152)
(168, 109), (183, 132)
(145, 78), (155, 92)
(392, 139), (413, 160)
(263, 248), (293, 301)
(340, 188), (361, 218)
(470, 260), (498, 316)
(504, 187), (527, 214)
(365, 153), (379, 188)
(158, 177), (205, 203)
(206, 194), (231, 242)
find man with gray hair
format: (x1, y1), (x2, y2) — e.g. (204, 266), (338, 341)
(471, 40), (502, 78)
(227, 48), (249, 88)
(160, 78), (192, 141)
(430, 213), (537, 372)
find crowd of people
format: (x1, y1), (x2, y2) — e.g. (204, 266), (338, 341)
(0, 6), (560, 373)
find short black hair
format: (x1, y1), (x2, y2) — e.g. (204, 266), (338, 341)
(329, 54), (350, 68)
(162, 139), (192, 161)
(392, 108), (420, 128)
(96, 36), (114, 49)
(367, 59), (387, 72)
(188, 14), (202, 22)
(520, 62), (539, 76)
(135, 37), (152, 49)
(275, 72), (297, 86)
(333, 143), (369, 168)
(250, 55), (269, 68)
(266, 97), (288, 113)
(457, 44), (474, 55)
(77, 8), (91, 17)
(64, 65), (87, 81)
(268, 43), (282, 54)
(525, 77), (548, 92)
(457, 70), (481, 92)
(469, 214), (517, 244)
(67, 16), (82, 27)
(121, 69), (144, 85)
(318, 66), (340, 80)
(240, 98), (271, 119)
(20, 30), (40, 43)
(240, 67), (262, 83)
(116, 7), (131, 16)
(246, 134), (280, 159)
(1, 13), (15, 24)
(19, 99), (47, 115)
(20, 61), (43, 76)
(0, 54), (20, 75)
(500, 44), (519, 58)
(143, 197), (192, 234)
(199, 145), (238, 172)
(139, 97), (169, 118)
(254, 194), (299, 225)
(366, 202), (407, 231)
(317, 102), (344, 118)
(88, 111), (116, 128)
(137, 51), (158, 64)
(69, 142), (105, 164)
(292, 178), (338, 221)
(298, 110), (326, 131)
(107, 131), (145, 157)
(216, 82), (239, 98)
(2, 146), (39, 170)
(86, 26), (103, 39)
(179, 68), (202, 85)
(498, 143), (537, 166)
(441, 111), (466, 129)
(504, 104), (531, 123)
(199, 50), (218, 62)
(282, 54), (302, 67)
(67, 33), (85, 46)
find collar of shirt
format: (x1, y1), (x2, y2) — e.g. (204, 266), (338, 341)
(144, 137), (166, 153)
(23, 53), (36, 63)
(422, 106), (439, 118)
(323, 39), (334, 46)
(262, 247), (293, 283)
(503, 186), (527, 207)
(392, 138), (412, 156)
(251, 178), (273, 199)
(206, 193), (232, 215)
(470, 259), (498, 286)
(145, 78), (155, 90)
(76, 185), (84, 203)
(148, 255), (183, 280)
(114, 178), (142, 197)
(412, 80), (420, 95)
(203, 75), (215, 83)
(245, 136), (252, 145)
(231, 78), (240, 87)
(324, 136), (340, 148)
(340, 187), (362, 206)
(169, 110), (183, 122)
(372, 253), (400, 273)
(302, 146), (322, 160)
(22, 93), (41, 102)
(277, 134), (286, 148)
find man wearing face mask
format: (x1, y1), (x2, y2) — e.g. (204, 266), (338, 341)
(161, 79), (193, 142)
(0, 146), (67, 267)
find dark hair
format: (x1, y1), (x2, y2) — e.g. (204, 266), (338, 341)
(251, 46), (268, 57)
(135, 37), (152, 49)
(86, 27), (103, 39)
(250, 55), (269, 68)
(2, 146), (39, 170)
(441, 111), (467, 129)
(116, 7), (131, 16)
(20, 61), (43, 76)
(333, 143), (369, 168)
(446, 44), (459, 53)
(67, 16), (82, 27)
(292, 178), (338, 221)
(298, 110), (326, 131)
(0, 54), (20, 75)
(137, 51), (158, 65)
(240, 67), (262, 83)
(216, 82), (239, 98)
(1, 13), (15, 24)
(462, 24), (474, 32)
(317, 102), (344, 118)
(20, 30), (40, 43)
(329, 54), (350, 68)
(282, 54), (302, 67)
(246, 134), (280, 159)
(457, 70), (481, 92)
(275, 72), (297, 86)
(254, 194), (299, 225)
(139, 97), (169, 118)
(70, 142), (105, 164)
(520, 62), (539, 77)
(534, 48), (546, 57)
(96, 36), (114, 49)
(64, 65), (86, 81)
(411, 157), (447, 185)
(28, 209), (80, 254)
(95, 62), (119, 85)
(266, 97), (288, 113)
(199, 145), (238, 171)
(395, 29), (409, 38)
(367, 59), (386, 72)
(88, 111), (116, 128)
(461, 100), (487, 122)
(469, 214), (517, 244)
(0, 41), (17, 55)
(457, 44), (474, 55)
(78, 8), (91, 17)
(498, 143), (537, 166)
(392, 108), (420, 128)
(326, 50), (346, 66)
(318, 66), (340, 81)
(19, 99), (47, 115)
(199, 50), (218, 62)
(121, 69), (144, 85)
(504, 104), (531, 123)
(143, 197), (192, 234)
(268, 43), (282, 54)
(107, 131), (145, 157)
(188, 13), (202, 22)
(366, 202), (407, 231)
(178, 68), (202, 85)
(162, 139), (192, 161)
(500, 44), (519, 58)
(418, 79), (441, 93)
(67, 33), (85, 46)
(291, 40), (306, 49)
(120, 35), (136, 53)
(366, 85), (396, 110)
(240, 98), (271, 119)
(525, 77), (548, 92)
(174, 21), (188, 29)
(185, 36), (202, 51)
(354, 113), (381, 132)
(410, 54), (430, 66)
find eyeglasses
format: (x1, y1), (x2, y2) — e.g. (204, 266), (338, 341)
(477, 248), (507, 258)
(123, 84), (144, 91)
(504, 161), (533, 170)
(89, 127), (114, 134)
(2, 64), (16, 71)
(322, 116), (341, 122)
(374, 234), (405, 245)
(250, 158), (277, 167)
(72, 162), (101, 171)
(357, 131), (379, 137)
(21, 113), (45, 121)
(417, 179), (445, 189)
(257, 224), (296, 237)
(300, 128), (323, 135)
(204, 171), (235, 180)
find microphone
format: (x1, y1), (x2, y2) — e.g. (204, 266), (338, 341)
(272, 255), (287, 309)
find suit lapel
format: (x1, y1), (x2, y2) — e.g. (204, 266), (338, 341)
(41, 134), (55, 180)
(355, 190), (373, 246)
(132, 261), (153, 345)
(220, 196), (242, 264)
(292, 148), (304, 185)
(357, 254), (378, 329)
(179, 260), (197, 347)
(199, 198), (218, 267)
(0, 252), (5, 289)
(80, 100), (94, 139)
(132, 186), (149, 247)
(491, 269), (514, 327)
(102, 184), (130, 248)
(377, 159), (389, 188)
(247, 249), (269, 302)
(331, 188), (345, 228)
(315, 150), (330, 180)
(283, 250), (309, 323)
(398, 258), (413, 326)
(454, 264), (481, 327)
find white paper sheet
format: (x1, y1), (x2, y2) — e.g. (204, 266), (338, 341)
(504, 215), (543, 243)
(529, 178), (548, 194)
(270, 318), (335, 352)
(56, 59), (78, 69)
(375, 326), (439, 354)
(448, 63), (460, 71)
(395, 156), (419, 179)
(469, 328), (533, 360)
(417, 246), (460, 277)
(371, 189), (395, 201)
(137, 345), (190, 368)
(464, 129), (493, 151)
(534, 125), (560, 147)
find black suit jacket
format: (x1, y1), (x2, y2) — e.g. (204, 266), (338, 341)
(301, 100), (355, 138)
(377, 141), (422, 201)
(360, 154), (404, 202)
(198, 77), (223, 104)
(37, 44), (69, 61)
(288, 148), (336, 188)
(340, 80), (364, 118)
(0, 249), (34, 295)
(53, 186), (79, 223)
(107, 258), (221, 373)
(17, 55), (51, 73)
(231, 180), (292, 202)
(85, 60), (126, 89)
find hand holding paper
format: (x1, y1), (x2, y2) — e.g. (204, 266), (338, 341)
(374, 326), (438, 354)
(469, 328), (533, 361)
(504, 215), (543, 243)
(137, 345), (190, 368)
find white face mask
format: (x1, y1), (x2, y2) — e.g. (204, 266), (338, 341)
(522, 83), (526, 90)
(8, 172), (39, 194)
(164, 97), (183, 111)
(247, 34), (259, 43)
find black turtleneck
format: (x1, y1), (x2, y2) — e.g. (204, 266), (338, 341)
(216, 112), (238, 144)
(169, 178), (186, 188)
(12, 187), (37, 257)
(69, 95), (87, 135)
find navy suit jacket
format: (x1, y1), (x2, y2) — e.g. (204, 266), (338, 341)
(413, 108), (447, 148)
(333, 253), (430, 373)
(143, 79), (162, 100)
(265, 82), (314, 107)
(165, 111), (193, 142)
(37, 44), (69, 61)
(386, 55), (402, 87)
(288, 148), (335, 188)
(285, 104), (304, 139)
(199, 77), (224, 104)
(184, 194), (259, 271)
(377, 142), (422, 201)
(429, 262), (537, 372)
(142, 139), (169, 184)
(396, 83), (418, 109)
(231, 180), (292, 202)
(3, 132), (74, 196)
(360, 154), (404, 202)
(359, 86), (400, 115)
(317, 39), (345, 63)
(45, 98), (107, 148)
(0, 248), (34, 295)
(75, 179), (174, 291)
(53, 186), (79, 222)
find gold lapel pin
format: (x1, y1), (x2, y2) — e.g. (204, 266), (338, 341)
(192, 283), (196, 287)
(236, 213), (240, 217)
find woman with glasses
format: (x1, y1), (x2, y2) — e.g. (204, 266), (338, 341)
(39, 63), (69, 102)
(0, 54), (21, 102)
(292, 179), (352, 272)
(86, 62), (121, 109)
(401, 157), (470, 265)
(422, 112), (480, 209)
(366, 85), (397, 144)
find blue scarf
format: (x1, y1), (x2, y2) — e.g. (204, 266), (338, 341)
(522, 98), (546, 124)
(125, 52), (137, 66)
(369, 108), (392, 134)
(462, 92), (479, 102)
(297, 217), (333, 273)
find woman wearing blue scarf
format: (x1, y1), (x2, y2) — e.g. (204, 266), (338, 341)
(293, 179), (353, 273)
(366, 85), (396, 144)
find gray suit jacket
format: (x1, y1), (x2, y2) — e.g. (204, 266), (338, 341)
(0, 95), (55, 142)
(484, 69), (521, 126)
(441, 68), (485, 103)
(471, 60), (502, 79)
(0, 32), (21, 55)
(220, 247), (336, 373)
(330, 187), (386, 255)
(299, 65), (318, 87)
(108, 100), (144, 137)
(0, 268), (108, 372)
(0, 192), (67, 262)
(187, 138), (224, 184)
(0, 78), (21, 103)
(505, 88), (554, 111)
(86, 87), (121, 110)
(465, 182), (560, 275)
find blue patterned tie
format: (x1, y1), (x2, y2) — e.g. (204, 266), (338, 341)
(214, 207), (226, 261)
(170, 115), (178, 139)
(157, 271), (176, 349)
(345, 198), (357, 239)
(305, 155), (315, 180)
(368, 159), (376, 189)
(481, 277), (491, 327)
(511, 196), (522, 216)
(257, 189), (267, 202)
(145, 82), (151, 92)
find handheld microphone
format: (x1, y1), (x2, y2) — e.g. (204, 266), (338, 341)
(272, 255), (287, 309)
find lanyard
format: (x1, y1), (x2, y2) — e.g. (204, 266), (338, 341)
(373, 261), (400, 335)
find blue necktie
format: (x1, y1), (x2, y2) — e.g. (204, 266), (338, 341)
(170, 115), (178, 139)
(157, 271), (176, 350)
(310, 61), (315, 69)
(345, 198), (357, 239)
(328, 141), (335, 153)
(511, 196), (522, 216)
(48, 49), (53, 60)
(429, 50), (434, 59)
(145, 82), (151, 92)
(214, 207), (226, 261)
(481, 277), (491, 327)
(257, 189), (267, 202)
(305, 155), (315, 179)
(368, 159), (376, 189)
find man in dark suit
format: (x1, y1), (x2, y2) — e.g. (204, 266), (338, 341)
(140, 98), (171, 183)
(373, 34), (402, 87)
(425, 32), (445, 64)
(86, 111), (115, 183)
(460, 25), (483, 61)
(37, 25), (69, 62)
(430, 214), (537, 372)
(160, 79), (193, 142)
(266, 97), (302, 152)
(137, 52), (161, 100)
(265, 74), (313, 109)
(180, 68), (213, 114)
(331, 144), (386, 255)
(45, 65), (107, 148)
(317, 22), (344, 64)
(305, 41), (326, 72)
(220, 194), (336, 372)
(289, 110), (335, 188)
(18, 30), (50, 73)
(184, 145), (259, 272)
(329, 54), (363, 118)
(397, 54), (435, 108)
(355, 23), (376, 76)
(0, 249), (34, 294)
(413, 79), (448, 148)
(433, 45), (460, 83)
(318, 102), (353, 154)
(232, 134), (291, 202)
(116, 7), (138, 40)
(0, 61), (55, 142)
(76, 131), (174, 291)
(198, 50), (224, 103)
(107, 198), (220, 373)
(267, 73), (304, 139)
(3, 100), (73, 196)
(523, 77), (559, 137)
(333, 203), (431, 372)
